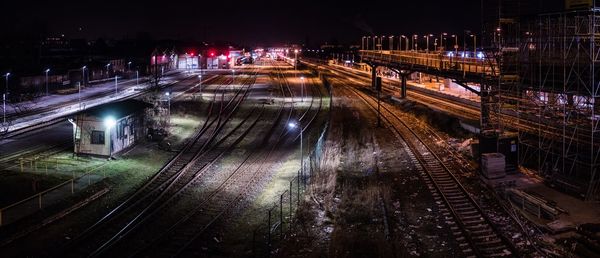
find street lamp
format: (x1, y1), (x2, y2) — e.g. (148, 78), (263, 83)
(452, 35), (458, 54)
(198, 75), (203, 100)
(2, 93), (5, 124)
(136, 70), (139, 86)
(165, 92), (171, 123)
(104, 116), (117, 159)
(294, 49), (299, 69)
(367, 36), (371, 50)
(362, 36), (366, 50)
(288, 121), (304, 181)
(106, 63), (111, 78)
(413, 35), (418, 51)
(300, 76), (305, 102)
(373, 36), (378, 51)
(388, 36), (394, 51)
(80, 66), (86, 109)
(441, 32), (448, 50)
(127, 61), (132, 71)
(4, 73), (10, 94)
(401, 35), (408, 51)
(44, 69), (50, 96)
(470, 34), (477, 56)
(425, 34), (433, 53)
(114, 75), (118, 95)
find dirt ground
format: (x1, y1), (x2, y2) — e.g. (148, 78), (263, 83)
(278, 85), (459, 257)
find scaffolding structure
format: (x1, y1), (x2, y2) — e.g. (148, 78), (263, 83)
(487, 3), (600, 200)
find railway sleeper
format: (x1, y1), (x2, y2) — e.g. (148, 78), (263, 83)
(433, 178), (454, 184)
(442, 191), (464, 197)
(467, 227), (494, 235)
(460, 214), (483, 220)
(471, 234), (500, 242)
(477, 239), (503, 247)
(477, 244), (508, 254)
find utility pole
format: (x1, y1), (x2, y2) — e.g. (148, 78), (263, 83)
(376, 77), (382, 127)
(44, 69), (50, 96)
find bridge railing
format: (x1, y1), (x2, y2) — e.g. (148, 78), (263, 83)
(360, 50), (499, 77)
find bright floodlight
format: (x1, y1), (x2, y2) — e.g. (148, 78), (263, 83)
(82, 66), (87, 69)
(104, 116), (117, 128)
(294, 49), (298, 53)
(5, 73), (10, 76)
(45, 69), (50, 72)
(288, 122), (297, 129)
(165, 92), (170, 96)
(300, 76), (305, 80)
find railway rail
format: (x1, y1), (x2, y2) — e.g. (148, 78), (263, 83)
(132, 60), (325, 257)
(54, 71), (256, 257)
(341, 83), (517, 257)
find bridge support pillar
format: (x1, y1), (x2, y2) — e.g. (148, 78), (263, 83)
(400, 74), (407, 98)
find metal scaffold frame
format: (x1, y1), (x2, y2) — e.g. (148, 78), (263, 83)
(495, 9), (600, 200)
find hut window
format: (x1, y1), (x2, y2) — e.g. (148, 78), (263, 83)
(91, 130), (105, 144)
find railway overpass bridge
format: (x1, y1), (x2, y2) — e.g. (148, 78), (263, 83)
(359, 49), (507, 136)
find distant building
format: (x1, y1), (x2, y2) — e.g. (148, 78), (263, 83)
(70, 99), (151, 157)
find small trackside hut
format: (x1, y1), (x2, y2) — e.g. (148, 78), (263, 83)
(70, 99), (151, 157)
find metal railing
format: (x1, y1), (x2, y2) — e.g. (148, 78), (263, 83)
(251, 119), (329, 257)
(0, 159), (109, 226)
(360, 50), (498, 77)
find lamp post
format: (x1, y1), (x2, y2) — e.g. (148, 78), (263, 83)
(127, 61), (132, 72)
(44, 69), (50, 96)
(198, 75), (203, 100)
(80, 66), (86, 109)
(294, 49), (299, 69)
(4, 73), (10, 94)
(2, 93), (5, 124)
(300, 76), (305, 102)
(3, 72), (10, 123)
(413, 35), (418, 51)
(361, 36), (365, 50)
(165, 92), (171, 123)
(367, 36), (371, 50)
(388, 36), (394, 51)
(104, 116), (116, 159)
(136, 70), (139, 86)
(452, 35), (458, 54)
(288, 122), (303, 181)
(441, 32), (448, 50)
(470, 34), (477, 56)
(373, 36), (377, 51)
(114, 75), (118, 95)
(106, 63), (111, 78)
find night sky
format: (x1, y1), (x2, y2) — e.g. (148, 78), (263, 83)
(1, 0), (562, 46)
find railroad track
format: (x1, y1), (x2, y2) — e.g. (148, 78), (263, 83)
(84, 71), (259, 257)
(129, 60), (325, 257)
(2, 71), (213, 140)
(341, 83), (517, 257)
(308, 61), (597, 146)
(89, 69), (266, 257)
(54, 71), (256, 257)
